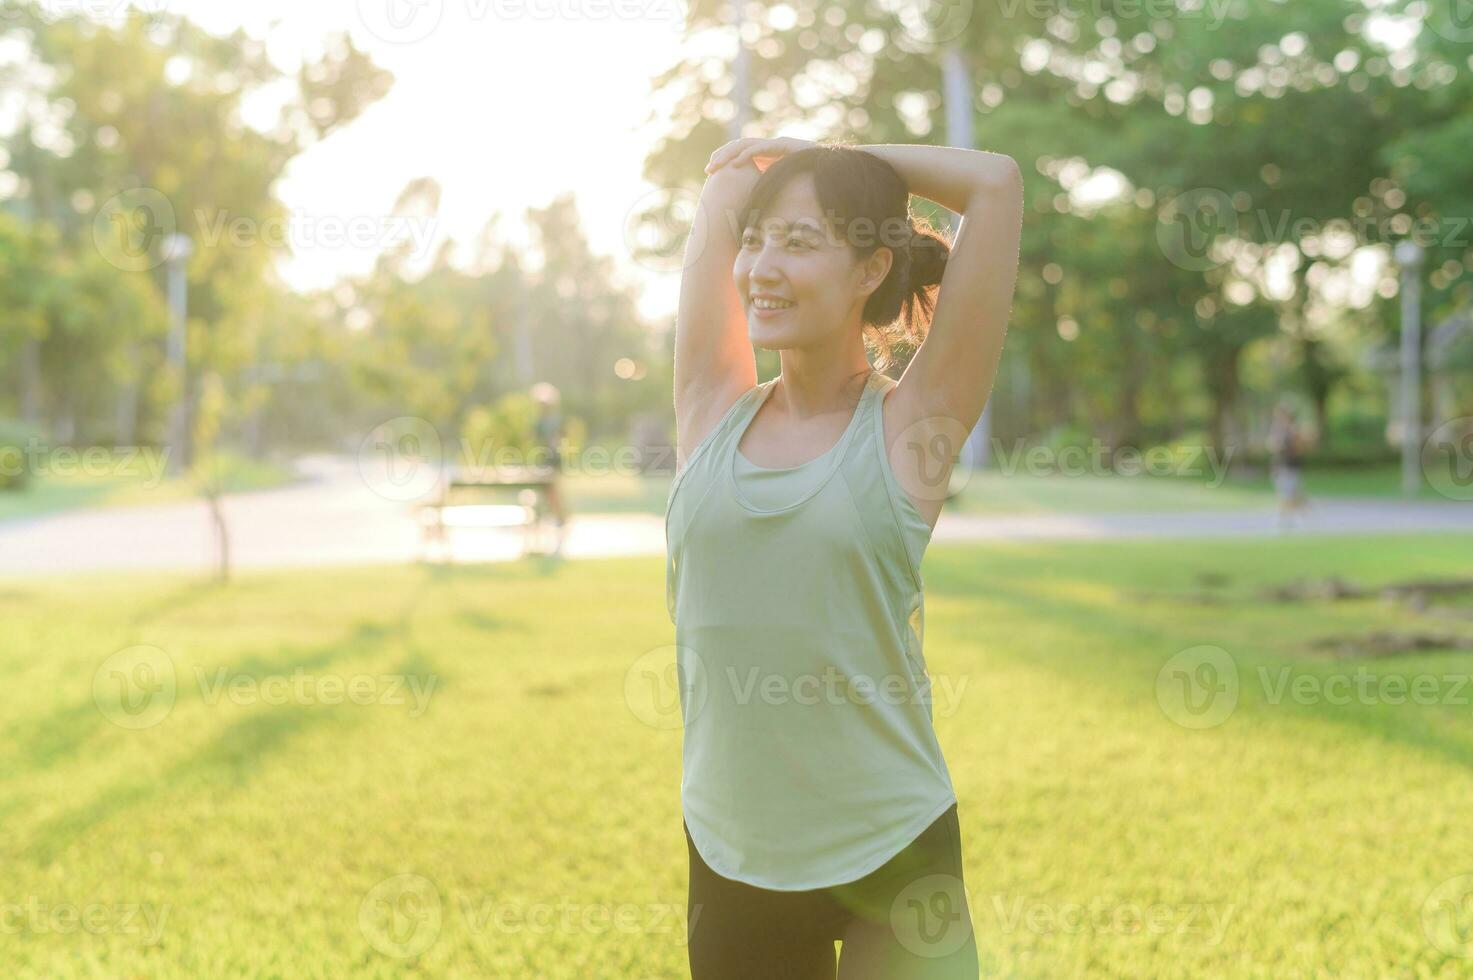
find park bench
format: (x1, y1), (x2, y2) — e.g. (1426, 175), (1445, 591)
(419, 464), (559, 561)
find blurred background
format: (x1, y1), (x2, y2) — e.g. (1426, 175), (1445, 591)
(2, 0), (1472, 977)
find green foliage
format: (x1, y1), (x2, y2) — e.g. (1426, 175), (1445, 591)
(460, 393), (586, 469)
(459, 392), (540, 466)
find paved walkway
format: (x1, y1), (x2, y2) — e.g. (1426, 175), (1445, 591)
(2, 455), (1471, 577)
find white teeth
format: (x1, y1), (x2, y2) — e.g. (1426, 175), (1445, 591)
(753, 298), (794, 310)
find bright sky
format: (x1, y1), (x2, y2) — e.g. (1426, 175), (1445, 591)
(167, 0), (692, 322)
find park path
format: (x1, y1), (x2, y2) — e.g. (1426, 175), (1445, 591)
(2, 454), (1471, 578)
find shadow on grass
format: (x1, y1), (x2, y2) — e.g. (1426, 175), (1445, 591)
(14, 571), (452, 864)
(25, 704), (349, 865)
(924, 546), (1473, 772)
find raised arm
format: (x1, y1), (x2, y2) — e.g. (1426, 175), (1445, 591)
(857, 144), (1024, 437)
(671, 164), (764, 473)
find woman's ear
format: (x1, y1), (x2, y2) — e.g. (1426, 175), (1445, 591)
(859, 246), (893, 295)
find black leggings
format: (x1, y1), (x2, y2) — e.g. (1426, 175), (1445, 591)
(685, 804), (979, 979)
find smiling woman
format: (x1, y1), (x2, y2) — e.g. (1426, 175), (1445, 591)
(666, 137), (1022, 979)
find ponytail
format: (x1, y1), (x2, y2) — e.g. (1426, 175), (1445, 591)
(862, 215), (953, 372)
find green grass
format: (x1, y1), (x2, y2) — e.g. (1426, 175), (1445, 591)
(0, 449), (297, 523)
(3, 536), (1473, 977)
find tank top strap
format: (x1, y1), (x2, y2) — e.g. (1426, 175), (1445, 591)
(672, 381), (772, 484)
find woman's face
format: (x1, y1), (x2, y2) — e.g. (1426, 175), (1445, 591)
(732, 173), (891, 351)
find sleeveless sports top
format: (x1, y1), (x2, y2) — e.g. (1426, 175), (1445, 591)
(664, 370), (957, 891)
(731, 427), (843, 508)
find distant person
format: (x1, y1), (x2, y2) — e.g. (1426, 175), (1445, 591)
(1267, 401), (1312, 530)
(529, 382), (569, 554)
(667, 137), (1022, 977)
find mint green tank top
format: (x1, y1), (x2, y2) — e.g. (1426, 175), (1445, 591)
(664, 370), (957, 891)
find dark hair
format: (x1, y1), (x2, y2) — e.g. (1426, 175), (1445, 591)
(738, 139), (953, 372)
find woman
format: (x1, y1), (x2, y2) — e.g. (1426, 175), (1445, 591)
(1267, 400), (1313, 531)
(664, 136), (1022, 978)
(529, 381), (569, 554)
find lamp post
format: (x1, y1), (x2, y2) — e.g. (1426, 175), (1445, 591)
(1394, 238), (1424, 497)
(163, 233), (193, 477)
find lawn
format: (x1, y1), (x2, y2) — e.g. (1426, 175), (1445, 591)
(3, 535), (1473, 977)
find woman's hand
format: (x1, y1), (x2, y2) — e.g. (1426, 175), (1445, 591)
(705, 137), (815, 175)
